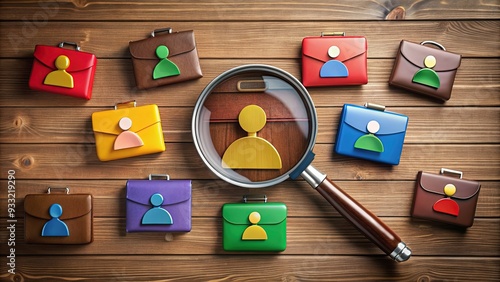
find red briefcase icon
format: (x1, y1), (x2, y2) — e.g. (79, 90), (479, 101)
(302, 32), (368, 87)
(29, 42), (97, 100)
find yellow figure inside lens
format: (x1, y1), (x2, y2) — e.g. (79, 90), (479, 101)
(222, 105), (282, 169)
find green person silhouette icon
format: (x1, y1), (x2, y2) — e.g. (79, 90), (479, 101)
(412, 55), (440, 89)
(153, 45), (180, 80)
(354, 120), (384, 153)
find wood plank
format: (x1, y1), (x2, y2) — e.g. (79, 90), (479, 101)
(1, 21), (499, 58)
(2, 106), (498, 144)
(1, 256), (499, 282)
(1, 217), (498, 256)
(319, 107), (500, 145)
(0, 58), (498, 107)
(1, 144), (498, 181)
(0, 1), (497, 281)
(1, 180), (498, 218)
(1, 0), (499, 21)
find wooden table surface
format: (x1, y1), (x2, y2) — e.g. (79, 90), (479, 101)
(1, 1), (499, 281)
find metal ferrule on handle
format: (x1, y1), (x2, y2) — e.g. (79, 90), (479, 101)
(301, 165), (327, 188)
(390, 242), (412, 262)
(300, 165), (411, 262)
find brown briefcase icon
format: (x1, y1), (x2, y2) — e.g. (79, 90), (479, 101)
(411, 169), (480, 228)
(389, 40), (461, 101)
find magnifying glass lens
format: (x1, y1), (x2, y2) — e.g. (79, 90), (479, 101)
(194, 69), (315, 187)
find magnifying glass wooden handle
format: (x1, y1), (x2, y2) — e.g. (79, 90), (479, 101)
(302, 165), (411, 262)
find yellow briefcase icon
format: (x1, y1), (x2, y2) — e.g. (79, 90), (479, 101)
(91, 101), (165, 161)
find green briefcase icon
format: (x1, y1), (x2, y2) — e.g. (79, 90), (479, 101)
(222, 195), (287, 252)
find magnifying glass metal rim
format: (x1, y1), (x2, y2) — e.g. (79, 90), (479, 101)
(192, 64), (318, 188)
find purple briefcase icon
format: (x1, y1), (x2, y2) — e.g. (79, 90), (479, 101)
(126, 174), (192, 232)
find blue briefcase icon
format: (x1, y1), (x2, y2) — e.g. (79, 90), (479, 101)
(335, 103), (409, 165)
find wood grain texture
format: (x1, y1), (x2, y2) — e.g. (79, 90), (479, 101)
(0, 1), (499, 281)
(1, 256), (499, 282)
(1, 21), (499, 58)
(1, 180), (499, 218)
(1, 217), (499, 256)
(1, 144), (499, 180)
(1, 58), (498, 107)
(1, 106), (498, 144)
(1, 0), (499, 21)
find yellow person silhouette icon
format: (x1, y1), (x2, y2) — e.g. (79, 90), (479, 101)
(44, 55), (74, 88)
(242, 211), (267, 240)
(222, 105), (282, 169)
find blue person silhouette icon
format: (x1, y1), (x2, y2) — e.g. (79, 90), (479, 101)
(320, 46), (349, 78)
(41, 203), (70, 237)
(142, 193), (173, 225)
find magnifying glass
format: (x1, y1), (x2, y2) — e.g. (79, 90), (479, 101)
(192, 64), (411, 262)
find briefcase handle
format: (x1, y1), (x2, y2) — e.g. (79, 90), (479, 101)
(321, 32), (345, 37)
(115, 100), (137, 110)
(58, 42), (81, 51)
(47, 187), (70, 194)
(420, 41), (446, 51)
(243, 195), (267, 203)
(364, 102), (386, 111)
(149, 174), (170, 180)
(151, 27), (173, 37)
(440, 168), (463, 179)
